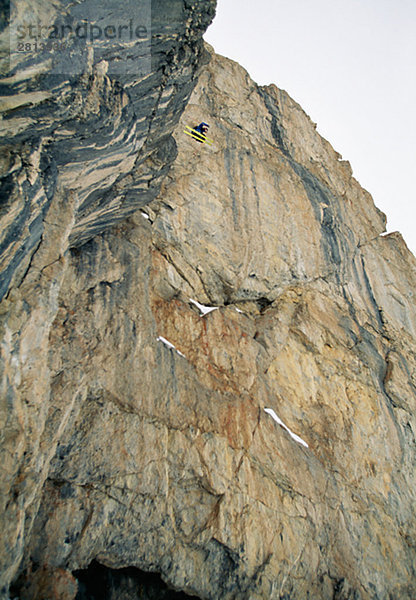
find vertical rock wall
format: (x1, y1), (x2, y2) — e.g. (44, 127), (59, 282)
(0, 1), (216, 596)
(1, 9), (416, 600)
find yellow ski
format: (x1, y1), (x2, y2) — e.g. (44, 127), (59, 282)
(185, 125), (214, 142)
(183, 130), (213, 145)
(184, 125), (214, 145)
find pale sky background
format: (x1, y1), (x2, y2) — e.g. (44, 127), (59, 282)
(204, 0), (416, 257)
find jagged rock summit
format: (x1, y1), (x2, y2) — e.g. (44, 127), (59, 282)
(1, 2), (416, 599)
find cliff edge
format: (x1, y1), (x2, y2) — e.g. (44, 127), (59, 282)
(1, 5), (416, 600)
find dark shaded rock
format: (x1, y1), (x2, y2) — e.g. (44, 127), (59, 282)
(0, 0), (216, 300)
(74, 560), (200, 600)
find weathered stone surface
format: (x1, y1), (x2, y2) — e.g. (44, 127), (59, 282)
(0, 1), (217, 596)
(1, 21), (416, 600)
(0, 0), (215, 300)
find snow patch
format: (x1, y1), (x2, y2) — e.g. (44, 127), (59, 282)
(264, 408), (308, 448)
(140, 211), (150, 220)
(157, 336), (186, 358)
(189, 298), (218, 316)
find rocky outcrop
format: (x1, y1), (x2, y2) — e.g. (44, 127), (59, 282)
(0, 0), (215, 299)
(0, 1), (216, 596)
(1, 9), (416, 600)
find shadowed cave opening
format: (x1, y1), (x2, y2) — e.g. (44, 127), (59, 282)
(74, 560), (200, 600)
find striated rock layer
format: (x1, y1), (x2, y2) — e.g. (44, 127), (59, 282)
(1, 14), (416, 600)
(0, 0), (215, 299)
(0, 0), (217, 595)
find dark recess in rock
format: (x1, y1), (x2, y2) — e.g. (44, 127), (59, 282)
(74, 561), (201, 600)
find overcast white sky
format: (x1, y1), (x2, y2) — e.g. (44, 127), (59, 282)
(204, 0), (416, 257)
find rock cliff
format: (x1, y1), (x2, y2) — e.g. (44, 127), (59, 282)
(1, 2), (416, 599)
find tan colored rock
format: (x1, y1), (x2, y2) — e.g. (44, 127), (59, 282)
(15, 566), (77, 600)
(1, 44), (416, 600)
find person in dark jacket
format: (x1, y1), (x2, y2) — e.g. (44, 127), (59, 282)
(193, 122), (209, 141)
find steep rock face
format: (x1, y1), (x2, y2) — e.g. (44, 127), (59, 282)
(0, 1), (216, 596)
(0, 0), (215, 299)
(1, 34), (416, 600)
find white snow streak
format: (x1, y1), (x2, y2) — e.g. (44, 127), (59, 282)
(140, 211), (150, 219)
(189, 298), (218, 316)
(157, 336), (186, 358)
(264, 408), (309, 448)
